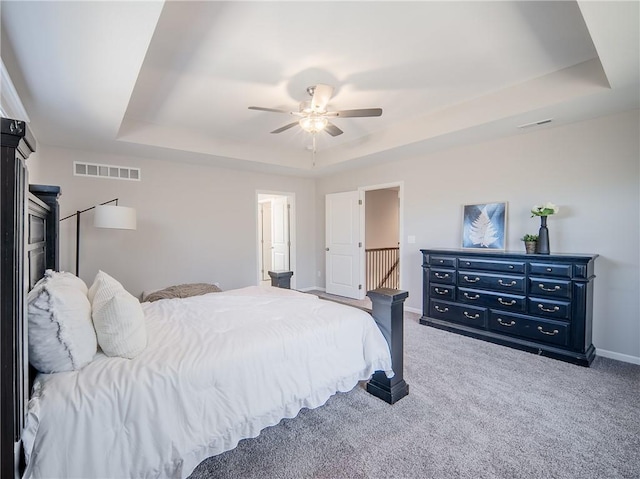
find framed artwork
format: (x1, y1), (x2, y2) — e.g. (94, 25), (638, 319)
(462, 202), (507, 250)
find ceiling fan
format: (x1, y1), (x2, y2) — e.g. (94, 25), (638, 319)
(248, 84), (382, 137)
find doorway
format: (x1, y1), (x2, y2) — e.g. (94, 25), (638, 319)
(364, 187), (400, 291)
(325, 182), (402, 299)
(257, 192), (295, 288)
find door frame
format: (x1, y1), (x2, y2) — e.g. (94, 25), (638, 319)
(358, 181), (404, 292)
(256, 190), (296, 289)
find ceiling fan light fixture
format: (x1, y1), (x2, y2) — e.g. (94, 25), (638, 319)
(299, 116), (328, 133)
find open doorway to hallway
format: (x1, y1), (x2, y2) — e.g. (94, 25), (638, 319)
(324, 183), (402, 303)
(257, 192), (295, 288)
(364, 187), (400, 292)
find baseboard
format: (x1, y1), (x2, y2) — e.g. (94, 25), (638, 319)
(405, 306), (421, 315)
(596, 348), (640, 365)
(298, 286), (325, 293)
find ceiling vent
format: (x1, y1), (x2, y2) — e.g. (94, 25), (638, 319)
(74, 161), (141, 181)
(517, 118), (553, 129)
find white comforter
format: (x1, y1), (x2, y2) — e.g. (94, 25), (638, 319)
(22, 287), (392, 479)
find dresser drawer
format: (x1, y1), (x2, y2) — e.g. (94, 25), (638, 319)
(528, 297), (571, 320)
(458, 257), (525, 274)
(458, 271), (525, 293)
(529, 277), (571, 299)
(429, 300), (487, 329)
(429, 255), (456, 268)
(489, 311), (569, 347)
(529, 262), (571, 278)
(430, 284), (455, 300)
(429, 268), (455, 285)
(458, 287), (526, 313)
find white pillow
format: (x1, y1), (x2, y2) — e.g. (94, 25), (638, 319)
(27, 277), (97, 373)
(47, 269), (88, 294)
(90, 270), (147, 358)
(92, 290), (147, 358)
(88, 269), (122, 304)
(33, 270), (89, 295)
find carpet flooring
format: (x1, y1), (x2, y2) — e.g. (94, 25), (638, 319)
(189, 310), (639, 479)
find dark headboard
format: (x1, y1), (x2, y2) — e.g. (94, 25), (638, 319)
(0, 117), (60, 477)
(28, 185), (61, 286)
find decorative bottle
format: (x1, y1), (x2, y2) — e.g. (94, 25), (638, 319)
(536, 215), (550, 254)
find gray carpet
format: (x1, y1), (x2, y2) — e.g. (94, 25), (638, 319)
(189, 312), (640, 479)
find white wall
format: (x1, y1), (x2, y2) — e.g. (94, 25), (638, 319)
(316, 109), (640, 362)
(27, 146), (316, 297)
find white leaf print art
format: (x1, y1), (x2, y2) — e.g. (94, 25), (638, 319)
(462, 202), (506, 249)
(468, 206), (498, 247)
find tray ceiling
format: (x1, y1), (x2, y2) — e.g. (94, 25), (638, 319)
(1, 1), (638, 176)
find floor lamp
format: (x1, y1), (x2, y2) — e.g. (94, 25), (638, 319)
(60, 199), (136, 276)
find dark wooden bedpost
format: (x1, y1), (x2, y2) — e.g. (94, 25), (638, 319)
(366, 288), (409, 404)
(268, 270), (293, 289)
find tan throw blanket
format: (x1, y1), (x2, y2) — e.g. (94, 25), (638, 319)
(144, 283), (221, 302)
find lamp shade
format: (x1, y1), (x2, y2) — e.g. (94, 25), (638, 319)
(94, 205), (137, 230)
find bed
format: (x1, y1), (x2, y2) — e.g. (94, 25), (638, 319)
(0, 117), (408, 479)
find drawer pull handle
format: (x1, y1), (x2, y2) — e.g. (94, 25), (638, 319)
(464, 293), (480, 300)
(435, 305), (449, 313)
(538, 304), (560, 313)
(498, 298), (516, 306)
(498, 279), (516, 287)
(537, 326), (559, 336)
(463, 311), (479, 319)
(508, 265), (514, 269)
(465, 262), (471, 266)
(539, 284), (561, 292)
(435, 288), (449, 295)
(435, 272), (450, 279)
(546, 267), (553, 272)
(463, 275), (480, 283)
(497, 318), (515, 327)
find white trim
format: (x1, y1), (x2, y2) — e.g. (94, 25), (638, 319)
(0, 59), (30, 122)
(596, 348), (640, 365)
(255, 190), (296, 290)
(404, 306), (422, 315)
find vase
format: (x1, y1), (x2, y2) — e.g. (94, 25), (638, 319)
(535, 216), (550, 254)
(524, 241), (537, 254)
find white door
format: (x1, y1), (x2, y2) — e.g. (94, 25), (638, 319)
(271, 196), (289, 271)
(326, 191), (363, 299)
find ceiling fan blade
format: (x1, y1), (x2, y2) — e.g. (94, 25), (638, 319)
(271, 122), (299, 134)
(311, 84), (334, 112)
(331, 108), (383, 118)
(324, 122), (343, 137)
(249, 106), (292, 114)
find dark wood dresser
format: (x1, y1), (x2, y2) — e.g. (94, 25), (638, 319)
(420, 249), (597, 366)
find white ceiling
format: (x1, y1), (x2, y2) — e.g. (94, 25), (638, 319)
(1, 1), (638, 177)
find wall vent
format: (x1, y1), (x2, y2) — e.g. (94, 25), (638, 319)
(73, 161), (141, 181)
(517, 118), (553, 129)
